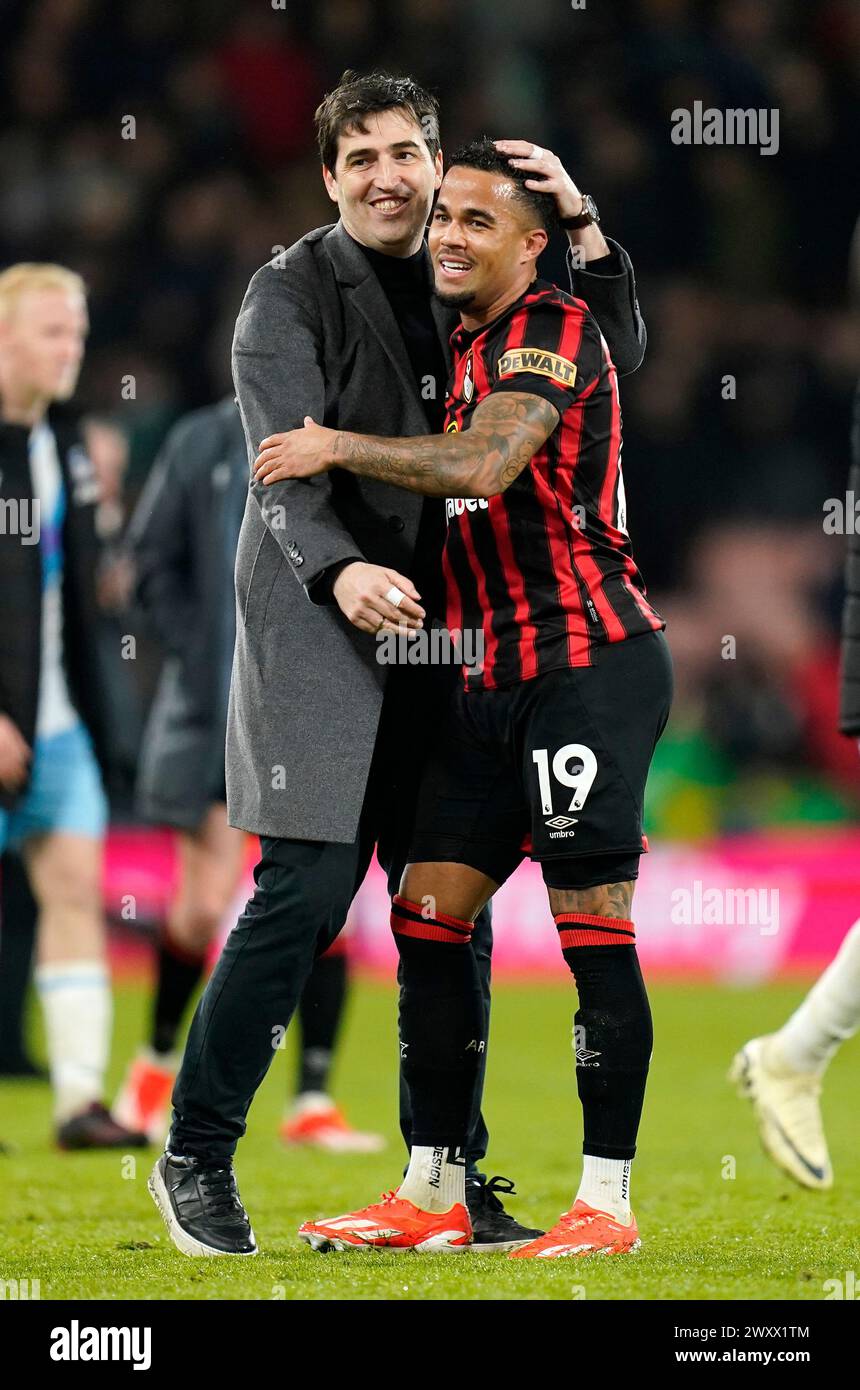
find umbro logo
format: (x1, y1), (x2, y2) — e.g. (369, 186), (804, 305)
(572, 1025), (600, 1067)
(545, 815), (578, 830)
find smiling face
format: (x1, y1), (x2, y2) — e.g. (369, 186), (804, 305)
(322, 106), (443, 257)
(428, 165), (548, 323)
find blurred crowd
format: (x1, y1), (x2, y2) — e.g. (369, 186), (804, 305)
(1, 0), (859, 835)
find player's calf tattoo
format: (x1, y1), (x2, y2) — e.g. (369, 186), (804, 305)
(548, 880), (635, 920)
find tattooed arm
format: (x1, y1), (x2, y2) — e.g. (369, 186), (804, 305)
(253, 393), (559, 500)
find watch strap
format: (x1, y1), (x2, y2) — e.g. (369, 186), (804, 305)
(560, 195), (598, 230)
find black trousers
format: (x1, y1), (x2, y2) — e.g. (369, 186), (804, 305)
(170, 663), (492, 1174)
(0, 851), (38, 1065)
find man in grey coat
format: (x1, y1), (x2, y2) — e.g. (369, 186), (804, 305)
(151, 70), (648, 1257)
(117, 396), (383, 1153)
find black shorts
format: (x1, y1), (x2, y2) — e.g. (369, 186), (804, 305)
(409, 630), (673, 890)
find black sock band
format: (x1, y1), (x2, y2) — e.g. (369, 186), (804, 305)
(391, 894), (473, 943)
(561, 939), (652, 1161)
(151, 928), (207, 1056)
(392, 900), (484, 1148)
(296, 950), (348, 1095)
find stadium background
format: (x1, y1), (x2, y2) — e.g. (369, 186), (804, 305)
(3, 0), (860, 1306)
(2, 0), (859, 969)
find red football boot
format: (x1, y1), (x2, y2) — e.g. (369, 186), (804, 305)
(509, 1200), (640, 1259)
(299, 1190), (471, 1252)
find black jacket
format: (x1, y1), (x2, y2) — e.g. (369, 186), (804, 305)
(839, 382), (860, 736)
(0, 408), (110, 811)
(128, 396), (248, 831)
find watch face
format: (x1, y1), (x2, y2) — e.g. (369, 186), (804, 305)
(584, 194), (600, 224)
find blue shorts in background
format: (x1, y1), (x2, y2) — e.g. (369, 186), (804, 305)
(0, 721), (108, 852)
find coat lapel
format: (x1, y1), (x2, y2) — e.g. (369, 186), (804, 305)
(325, 221), (455, 413)
(431, 295), (457, 370)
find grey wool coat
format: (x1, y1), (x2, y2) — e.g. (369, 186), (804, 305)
(227, 221), (647, 843)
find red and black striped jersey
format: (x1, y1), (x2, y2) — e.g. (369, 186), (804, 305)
(442, 278), (664, 692)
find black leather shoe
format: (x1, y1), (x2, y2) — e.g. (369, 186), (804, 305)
(57, 1102), (148, 1150)
(148, 1151), (258, 1256)
(465, 1175), (544, 1253)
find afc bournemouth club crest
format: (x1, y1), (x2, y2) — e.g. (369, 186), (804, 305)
(463, 349), (474, 403)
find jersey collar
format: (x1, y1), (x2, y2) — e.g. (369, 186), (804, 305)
(449, 277), (552, 352)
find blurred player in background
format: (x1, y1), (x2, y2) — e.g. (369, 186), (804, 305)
(116, 395), (383, 1153)
(730, 382), (860, 1190)
(255, 142), (671, 1257)
(0, 415), (136, 1083)
(0, 263), (146, 1149)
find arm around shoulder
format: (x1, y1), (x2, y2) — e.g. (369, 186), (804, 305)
(567, 237), (646, 376)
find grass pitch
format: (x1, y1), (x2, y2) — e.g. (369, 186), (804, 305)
(1, 975), (857, 1301)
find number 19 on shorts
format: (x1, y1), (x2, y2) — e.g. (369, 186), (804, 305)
(532, 744), (598, 815)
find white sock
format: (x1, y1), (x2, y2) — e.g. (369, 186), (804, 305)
(34, 959), (112, 1122)
(776, 919), (860, 1074)
(290, 1091), (332, 1115)
(576, 1155), (633, 1223)
(397, 1145), (466, 1213)
(139, 1044), (180, 1072)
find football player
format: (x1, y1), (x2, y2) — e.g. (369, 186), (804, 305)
(254, 139), (672, 1257)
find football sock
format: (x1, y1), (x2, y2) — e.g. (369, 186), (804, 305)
(391, 895), (484, 1149)
(555, 914), (652, 1161)
(34, 959), (111, 1122)
(775, 918), (860, 1073)
(295, 949), (348, 1097)
(398, 1144), (467, 1213)
(150, 926), (206, 1056)
(576, 1154), (633, 1223)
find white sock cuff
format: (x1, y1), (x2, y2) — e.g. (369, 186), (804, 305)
(35, 959), (110, 991)
(399, 1144), (467, 1213)
(577, 1154), (633, 1221)
(35, 959), (111, 1122)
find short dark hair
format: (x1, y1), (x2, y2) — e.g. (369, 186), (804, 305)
(446, 137), (559, 233)
(314, 70), (441, 174)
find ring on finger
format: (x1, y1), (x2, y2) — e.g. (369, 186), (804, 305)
(530, 144), (545, 160)
(385, 585), (406, 608)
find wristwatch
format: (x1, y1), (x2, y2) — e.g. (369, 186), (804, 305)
(560, 194), (600, 229)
